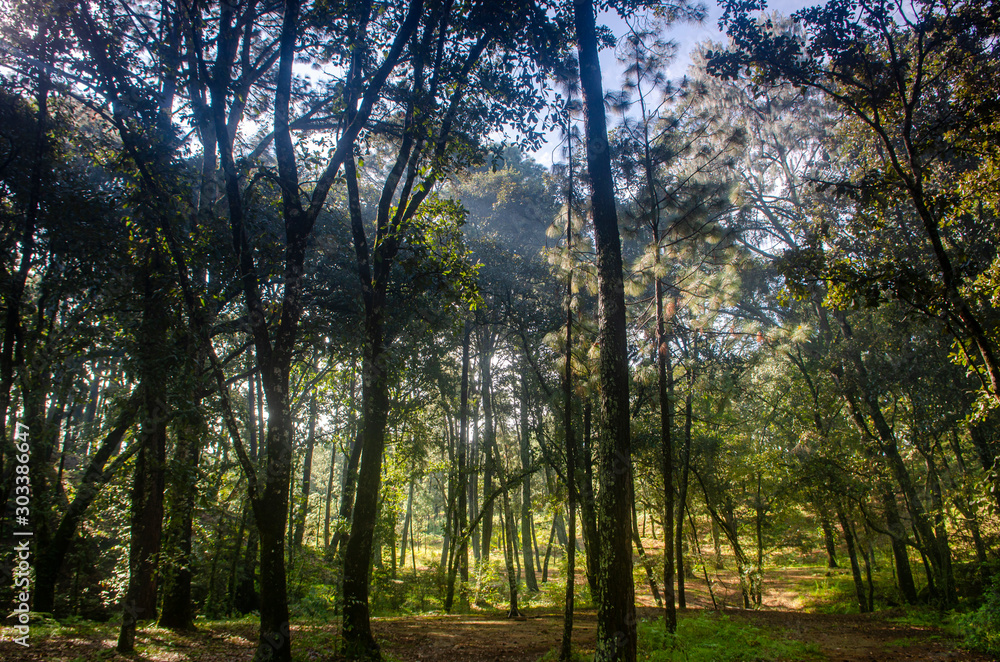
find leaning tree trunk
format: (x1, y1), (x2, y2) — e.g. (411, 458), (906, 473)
(835, 501), (869, 613)
(575, 0), (636, 657)
(632, 500), (662, 607)
(34, 397), (138, 613)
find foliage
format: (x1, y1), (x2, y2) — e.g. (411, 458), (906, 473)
(962, 573), (1000, 656)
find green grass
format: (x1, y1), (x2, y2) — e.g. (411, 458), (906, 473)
(636, 613), (823, 662)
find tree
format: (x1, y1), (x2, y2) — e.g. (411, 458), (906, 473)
(709, 0), (1000, 411)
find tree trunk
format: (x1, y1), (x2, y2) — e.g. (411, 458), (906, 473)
(676, 344), (694, 610)
(292, 394), (318, 560)
(341, 339), (391, 659)
(329, 367), (359, 557)
(117, 398), (168, 650)
(118, 253), (170, 652)
(561, 219), (577, 658)
(470, 394), (481, 563)
(835, 501), (868, 613)
(323, 438), (338, 549)
(159, 409), (204, 629)
(543, 517), (557, 583)
(519, 365), (538, 593)
(497, 447), (523, 618)
(579, 401), (599, 599)
(881, 488), (917, 603)
(445, 321), (471, 612)
(575, 0), (636, 655)
(818, 504), (838, 569)
(401, 479), (415, 572)
(480, 328), (497, 565)
(712, 517), (723, 569)
(330, 432), (363, 560)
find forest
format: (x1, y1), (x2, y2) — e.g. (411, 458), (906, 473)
(1, 0), (999, 660)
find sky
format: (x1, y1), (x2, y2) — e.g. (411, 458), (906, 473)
(532, 0), (814, 166)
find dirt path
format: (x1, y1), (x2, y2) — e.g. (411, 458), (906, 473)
(373, 608), (990, 662)
(2, 607), (988, 661)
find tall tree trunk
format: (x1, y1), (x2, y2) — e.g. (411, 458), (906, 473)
(118, 252), (170, 653)
(470, 394), (481, 563)
(561, 206), (577, 659)
(657, 282), (675, 632)
(117, 398), (168, 650)
(329, 366), (361, 560)
(881, 488), (917, 603)
(159, 408), (204, 629)
(519, 365), (538, 593)
(675, 374), (693, 609)
(342, 309), (392, 658)
(579, 401), (599, 599)
(446, 321), (471, 612)
(575, 0), (637, 656)
(480, 329), (497, 565)
(439, 432), (455, 584)
(292, 394), (318, 560)
(496, 445), (523, 618)
(323, 438), (338, 549)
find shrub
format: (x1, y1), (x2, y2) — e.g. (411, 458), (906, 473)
(963, 573), (1000, 656)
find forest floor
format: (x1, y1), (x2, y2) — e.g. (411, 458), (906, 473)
(2, 564), (991, 661)
(0, 606), (990, 661)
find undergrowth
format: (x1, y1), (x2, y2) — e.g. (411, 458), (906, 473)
(636, 613), (823, 662)
(961, 572), (1000, 657)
